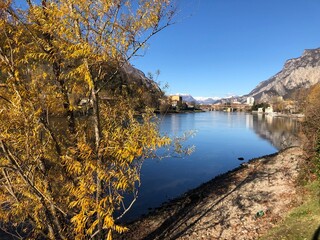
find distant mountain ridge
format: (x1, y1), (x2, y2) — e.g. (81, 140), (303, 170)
(171, 48), (320, 105)
(171, 94), (220, 104)
(243, 48), (320, 102)
(194, 96), (221, 104)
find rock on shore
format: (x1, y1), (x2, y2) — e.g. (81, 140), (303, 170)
(116, 147), (306, 240)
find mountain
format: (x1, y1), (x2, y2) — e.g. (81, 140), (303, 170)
(177, 94), (197, 103)
(244, 48), (320, 102)
(194, 96), (221, 104)
(209, 95), (241, 105)
(100, 62), (163, 109)
(121, 63), (161, 92)
(172, 94), (220, 104)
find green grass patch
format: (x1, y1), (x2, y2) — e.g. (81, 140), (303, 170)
(259, 180), (320, 240)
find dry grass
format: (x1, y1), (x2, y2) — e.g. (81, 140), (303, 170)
(259, 180), (320, 240)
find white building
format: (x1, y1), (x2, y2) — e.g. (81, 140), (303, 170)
(246, 97), (255, 106)
(265, 106), (274, 114)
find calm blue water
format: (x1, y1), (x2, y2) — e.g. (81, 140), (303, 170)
(121, 111), (300, 222)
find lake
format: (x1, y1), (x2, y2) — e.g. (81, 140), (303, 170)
(121, 111), (301, 222)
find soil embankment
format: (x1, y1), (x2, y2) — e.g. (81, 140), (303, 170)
(116, 146), (306, 240)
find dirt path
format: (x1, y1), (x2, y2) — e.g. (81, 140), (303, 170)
(116, 147), (306, 240)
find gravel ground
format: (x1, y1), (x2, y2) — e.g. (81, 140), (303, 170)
(116, 147), (306, 240)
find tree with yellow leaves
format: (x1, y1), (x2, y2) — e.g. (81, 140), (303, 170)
(0, 0), (176, 239)
(303, 83), (320, 163)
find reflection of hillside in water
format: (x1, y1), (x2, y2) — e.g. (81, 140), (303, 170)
(251, 114), (301, 150)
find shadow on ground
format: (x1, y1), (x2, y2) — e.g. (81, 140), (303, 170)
(117, 154), (278, 240)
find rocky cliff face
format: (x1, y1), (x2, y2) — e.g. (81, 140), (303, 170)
(245, 48), (320, 102)
(100, 62), (163, 109)
(120, 63), (161, 92)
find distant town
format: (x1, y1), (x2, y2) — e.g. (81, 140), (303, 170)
(164, 95), (303, 117)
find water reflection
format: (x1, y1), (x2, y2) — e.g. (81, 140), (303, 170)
(121, 112), (301, 222)
(246, 114), (254, 129)
(251, 114), (301, 149)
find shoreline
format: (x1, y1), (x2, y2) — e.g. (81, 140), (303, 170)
(251, 111), (305, 119)
(116, 147), (306, 240)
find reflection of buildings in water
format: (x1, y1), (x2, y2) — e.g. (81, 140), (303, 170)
(251, 114), (301, 150)
(226, 112), (233, 128)
(265, 115), (273, 125)
(168, 114), (196, 135)
(246, 114), (253, 129)
(226, 112), (246, 128)
(170, 114), (182, 134)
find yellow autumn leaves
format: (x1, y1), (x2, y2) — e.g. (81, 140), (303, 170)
(1, 0), (175, 239)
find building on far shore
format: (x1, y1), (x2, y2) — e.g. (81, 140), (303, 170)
(169, 95), (182, 107)
(246, 97), (255, 106)
(265, 106), (274, 114)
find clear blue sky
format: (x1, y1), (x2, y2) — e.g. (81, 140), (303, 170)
(132, 0), (320, 98)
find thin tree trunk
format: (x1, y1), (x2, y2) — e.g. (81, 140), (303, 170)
(91, 87), (103, 239)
